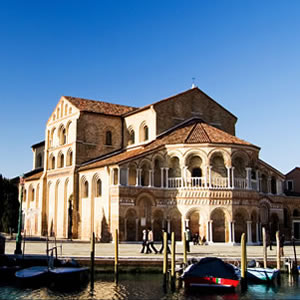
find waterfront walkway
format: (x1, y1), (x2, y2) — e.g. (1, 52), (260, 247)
(4, 239), (300, 261)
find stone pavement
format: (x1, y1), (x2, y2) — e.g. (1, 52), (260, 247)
(4, 240), (300, 261)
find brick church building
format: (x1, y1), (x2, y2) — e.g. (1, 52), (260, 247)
(21, 87), (300, 243)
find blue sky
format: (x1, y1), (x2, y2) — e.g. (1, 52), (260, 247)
(0, 0), (299, 178)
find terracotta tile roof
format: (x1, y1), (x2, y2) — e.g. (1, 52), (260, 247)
(64, 96), (137, 116)
(79, 119), (257, 171)
(25, 171), (43, 182)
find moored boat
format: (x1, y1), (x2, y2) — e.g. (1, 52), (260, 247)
(246, 267), (280, 283)
(49, 266), (89, 288)
(181, 257), (239, 289)
(15, 266), (49, 286)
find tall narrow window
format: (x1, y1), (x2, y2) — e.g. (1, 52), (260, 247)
(59, 127), (66, 145)
(144, 125), (149, 141)
(128, 129), (135, 145)
(84, 181), (89, 197)
(96, 179), (102, 197)
(67, 150), (73, 166)
(52, 156), (56, 169)
(31, 188), (35, 201)
(59, 153), (64, 168)
(106, 131), (112, 145)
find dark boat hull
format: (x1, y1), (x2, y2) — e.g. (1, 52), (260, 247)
(49, 267), (89, 289)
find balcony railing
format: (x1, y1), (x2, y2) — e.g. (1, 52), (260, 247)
(167, 176), (256, 190)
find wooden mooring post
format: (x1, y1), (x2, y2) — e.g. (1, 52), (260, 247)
(262, 227), (267, 268)
(90, 232), (95, 290)
(171, 232), (176, 290)
(276, 231), (281, 270)
(114, 229), (119, 282)
(241, 233), (247, 290)
(163, 231), (168, 287)
(183, 232), (187, 265)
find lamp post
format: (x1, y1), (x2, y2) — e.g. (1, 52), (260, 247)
(15, 175), (25, 254)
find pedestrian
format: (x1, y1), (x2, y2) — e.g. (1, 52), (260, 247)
(159, 228), (171, 254)
(193, 233), (200, 245)
(185, 227), (191, 252)
(267, 232), (273, 250)
(140, 228), (148, 253)
(146, 228), (158, 254)
(280, 234), (285, 257)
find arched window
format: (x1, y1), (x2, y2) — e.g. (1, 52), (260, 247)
(96, 179), (102, 197)
(59, 127), (66, 145)
(83, 181), (89, 198)
(59, 153), (64, 168)
(106, 131), (112, 145)
(67, 150), (73, 166)
(51, 156), (56, 169)
(139, 122), (149, 142)
(31, 188), (35, 201)
(143, 125), (149, 141)
(128, 129), (135, 145)
(65, 104), (68, 116)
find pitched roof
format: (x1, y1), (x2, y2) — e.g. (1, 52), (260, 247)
(123, 87), (237, 120)
(64, 96), (137, 116)
(79, 119), (257, 171)
(25, 169), (43, 182)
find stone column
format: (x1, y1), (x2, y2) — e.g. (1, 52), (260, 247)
(231, 167), (235, 189)
(126, 168), (129, 186)
(136, 169), (140, 186)
(256, 222), (259, 243)
(206, 220), (210, 242)
(124, 218), (127, 240)
(117, 168), (121, 186)
(259, 176), (262, 193)
(209, 220), (213, 243)
(276, 179), (283, 195)
(135, 218), (139, 241)
(267, 176), (272, 194)
(208, 166), (212, 188)
(246, 167), (252, 190)
(204, 166), (208, 188)
(228, 221), (232, 243)
(232, 221), (236, 244)
(226, 167), (231, 188)
(165, 168), (169, 188)
(183, 166), (188, 187)
(161, 168), (164, 188)
(167, 219), (171, 233)
(148, 170), (153, 187)
(247, 221), (252, 244)
(256, 170), (260, 192)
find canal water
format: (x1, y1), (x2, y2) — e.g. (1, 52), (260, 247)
(1, 273), (300, 299)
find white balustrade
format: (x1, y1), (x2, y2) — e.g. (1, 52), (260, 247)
(190, 177), (206, 188)
(159, 176), (254, 191)
(168, 177), (183, 188)
(234, 178), (247, 189)
(211, 177), (228, 189)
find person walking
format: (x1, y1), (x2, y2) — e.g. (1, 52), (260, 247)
(140, 228), (148, 253)
(159, 228), (171, 254)
(280, 234), (285, 257)
(146, 228), (158, 254)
